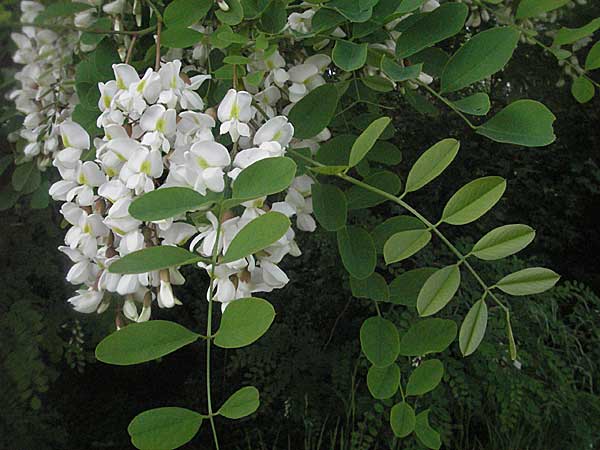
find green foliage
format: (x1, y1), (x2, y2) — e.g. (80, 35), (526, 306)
(128, 407), (203, 450)
(214, 298), (275, 348)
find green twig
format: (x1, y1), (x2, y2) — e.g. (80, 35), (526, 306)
(417, 82), (477, 129)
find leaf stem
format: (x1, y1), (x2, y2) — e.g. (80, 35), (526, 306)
(19, 22), (156, 36)
(206, 204), (223, 450)
(417, 82), (477, 129)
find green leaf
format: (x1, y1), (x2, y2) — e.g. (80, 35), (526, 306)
(441, 27), (520, 93)
(471, 224), (536, 260)
(405, 138), (459, 192)
(360, 316), (400, 367)
(476, 100), (556, 147)
(337, 226), (377, 279)
(507, 313), (517, 360)
(390, 402), (416, 438)
(459, 299), (488, 356)
(0, 188), (20, 211)
(161, 27), (204, 48)
(128, 407), (202, 450)
(346, 171), (402, 210)
(381, 57), (423, 81)
(399, 318), (457, 356)
(553, 18), (600, 46)
(406, 359), (444, 396)
(30, 180), (50, 209)
(585, 41), (600, 70)
(417, 265), (461, 316)
(415, 410), (441, 449)
(571, 76), (595, 104)
(129, 187), (217, 221)
(441, 176), (506, 225)
(288, 84), (339, 139)
(350, 273), (390, 302)
(228, 157), (297, 206)
(0, 155), (12, 176)
(218, 386), (260, 419)
(35, 1), (93, 22)
(367, 363), (400, 399)
(372, 216), (426, 253)
(223, 55), (251, 65)
(310, 165), (348, 175)
(326, 0), (374, 22)
(96, 321), (200, 366)
(214, 298), (275, 348)
(312, 8), (345, 32)
(361, 75), (395, 92)
(452, 93), (491, 116)
(216, 0), (244, 25)
(366, 141), (402, 165)
(12, 161), (34, 192)
(222, 212), (290, 263)
(164, 0), (212, 28)
(311, 183), (348, 231)
(109, 246), (204, 274)
(389, 268), (438, 306)
(384, 230), (432, 264)
(495, 267), (560, 296)
(332, 40), (369, 71)
(349, 117), (392, 167)
(516, 0), (569, 19)
(395, 3), (468, 59)
(259, 0), (287, 33)
(410, 47), (449, 78)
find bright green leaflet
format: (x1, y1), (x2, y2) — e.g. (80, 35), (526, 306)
(161, 27), (204, 48)
(471, 224), (536, 260)
(384, 229), (432, 264)
(349, 117), (391, 167)
(214, 298), (275, 349)
(495, 267), (560, 296)
(95, 320), (200, 366)
(336, 226), (377, 279)
(221, 212), (290, 263)
(346, 171), (402, 210)
(406, 359), (444, 396)
(381, 58), (423, 82)
(417, 265), (461, 316)
(441, 176), (506, 225)
(108, 246), (204, 274)
(585, 41), (600, 70)
(405, 138), (460, 192)
(372, 216), (426, 253)
(128, 407), (203, 450)
(216, 0), (244, 25)
(459, 299), (488, 356)
(553, 18), (600, 47)
(218, 386), (260, 419)
(360, 316), (400, 367)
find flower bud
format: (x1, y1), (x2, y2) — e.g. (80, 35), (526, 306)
(217, 0), (230, 12)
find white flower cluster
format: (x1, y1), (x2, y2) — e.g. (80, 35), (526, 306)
(9, 1), (78, 169)
(49, 59), (319, 322)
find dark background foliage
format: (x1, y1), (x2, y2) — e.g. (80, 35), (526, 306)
(1, 3), (600, 449)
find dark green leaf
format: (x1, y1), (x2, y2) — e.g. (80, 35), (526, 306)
(440, 27), (520, 93)
(495, 267), (560, 296)
(571, 76), (595, 104)
(346, 171), (402, 210)
(452, 93), (491, 116)
(350, 273), (390, 302)
(367, 364), (400, 399)
(415, 410), (441, 449)
(516, 0), (569, 19)
(337, 226), (377, 279)
(471, 224), (535, 260)
(459, 299), (488, 356)
(349, 117), (392, 167)
(333, 40), (369, 71)
(406, 359), (444, 396)
(389, 267), (438, 306)
(372, 216), (425, 253)
(390, 402), (416, 438)
(384, 230), (432, 264)
(417, 265), (461, 316)
(399, 318), (457, 356)
(161, 27), (204, 48)
(288, 84), (339, 139)
(405, 138), (459, 192)
(129, 187), (218, 221)
(164, 0), (212, 28)
(312, 184), (347, 231)
(360, 316), (400, 367)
